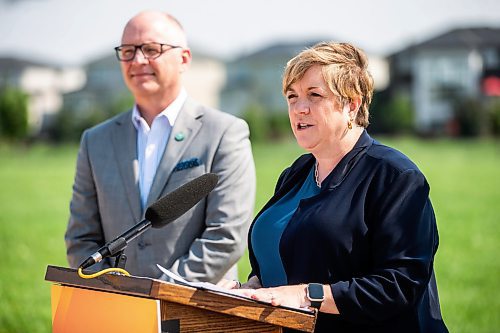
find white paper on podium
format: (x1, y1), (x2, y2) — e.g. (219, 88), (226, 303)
(156, 264), (313, 313)
(156, 264), (243, 295)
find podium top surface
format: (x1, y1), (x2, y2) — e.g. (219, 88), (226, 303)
(45, 265), (316, 332)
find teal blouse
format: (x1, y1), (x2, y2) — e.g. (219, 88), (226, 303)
(250, 165), (320, 287)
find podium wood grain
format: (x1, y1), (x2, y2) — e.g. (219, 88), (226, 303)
(45, 265), (316, 332)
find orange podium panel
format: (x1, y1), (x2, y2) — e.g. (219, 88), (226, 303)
(51, 284), (160, 333)
(45, 265), (317, 332)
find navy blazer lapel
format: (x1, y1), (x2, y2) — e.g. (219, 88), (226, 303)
(111, 111), (142, 221)
(146, 99), (203, 207)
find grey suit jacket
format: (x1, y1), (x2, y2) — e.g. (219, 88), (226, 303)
(65, 98), (256, 282)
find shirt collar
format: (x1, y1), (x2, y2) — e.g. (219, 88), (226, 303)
(132, 88), (187, 130)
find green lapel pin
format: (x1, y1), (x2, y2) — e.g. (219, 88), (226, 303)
(174, 132), (185, 141)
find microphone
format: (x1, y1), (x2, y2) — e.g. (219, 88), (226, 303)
(79, 173), (219, 269)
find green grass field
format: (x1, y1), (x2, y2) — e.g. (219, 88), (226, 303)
(0, 137), (499, 333)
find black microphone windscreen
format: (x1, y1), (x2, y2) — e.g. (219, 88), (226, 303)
(145, 173), (219, 228)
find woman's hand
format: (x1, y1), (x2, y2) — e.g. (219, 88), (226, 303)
(216, 275), (262, 290)
(239, 284), (309, 309)
(236, 283), (339, 314)
(216, 279), (241, 290)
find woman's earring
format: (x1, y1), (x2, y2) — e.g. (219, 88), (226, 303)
(348, 120), (353, 130)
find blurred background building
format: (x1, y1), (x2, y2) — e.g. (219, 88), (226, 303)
(0, 0), (499, 141)
(0, 57), (84, 134)
(220, 39), (388, 116)
(387, 27), (500, 134)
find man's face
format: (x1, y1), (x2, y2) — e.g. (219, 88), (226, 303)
(119, 13), (190, 102)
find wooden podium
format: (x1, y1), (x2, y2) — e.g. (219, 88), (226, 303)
(45, 265), (317, 333)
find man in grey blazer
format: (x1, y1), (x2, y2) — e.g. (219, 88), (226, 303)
(65, 10), (256, 283)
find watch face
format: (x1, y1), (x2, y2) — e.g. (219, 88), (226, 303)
(308, 283), (324, 301)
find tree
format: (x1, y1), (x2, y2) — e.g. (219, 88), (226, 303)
(370, 90), (414, 135)
(0, 86), (29, 141)
(48, 93), (133, 142)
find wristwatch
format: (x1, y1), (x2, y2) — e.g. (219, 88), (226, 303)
(306, 283), (324, 309)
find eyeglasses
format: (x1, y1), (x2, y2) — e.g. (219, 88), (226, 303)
(114, 42), (181, 62)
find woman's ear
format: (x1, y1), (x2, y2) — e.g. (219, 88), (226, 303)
(348, 97), (361, 123)
(349, 96), (362, 112)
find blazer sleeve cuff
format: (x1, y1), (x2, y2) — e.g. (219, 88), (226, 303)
(331, 280), (374, 324)
(331, 281), (351, 318)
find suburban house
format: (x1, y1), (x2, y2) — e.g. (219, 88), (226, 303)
(0, 57), (85, 134)
(220, 39), (388, 117)
(62, 54), (128, 115)
(387, 27), (500, 134)
(4, 27), (499, 138)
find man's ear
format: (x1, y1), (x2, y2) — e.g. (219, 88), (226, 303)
(180, 48), (192, 72)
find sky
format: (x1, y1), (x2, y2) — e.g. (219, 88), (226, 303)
(0, 0), (499, 66)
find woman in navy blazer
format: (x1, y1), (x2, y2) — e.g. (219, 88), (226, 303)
(223, 42), (448, 332)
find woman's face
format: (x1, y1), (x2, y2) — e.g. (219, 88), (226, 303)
(286, 65), (351, 154)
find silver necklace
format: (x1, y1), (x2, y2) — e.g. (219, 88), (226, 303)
(314, 161), (321, 188)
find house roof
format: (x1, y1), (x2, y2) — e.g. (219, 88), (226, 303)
(0, 56), (58, 71)
(418, 27), (500, 49)
(391, 27), (500, 56)
(231, 39), (329, 63)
